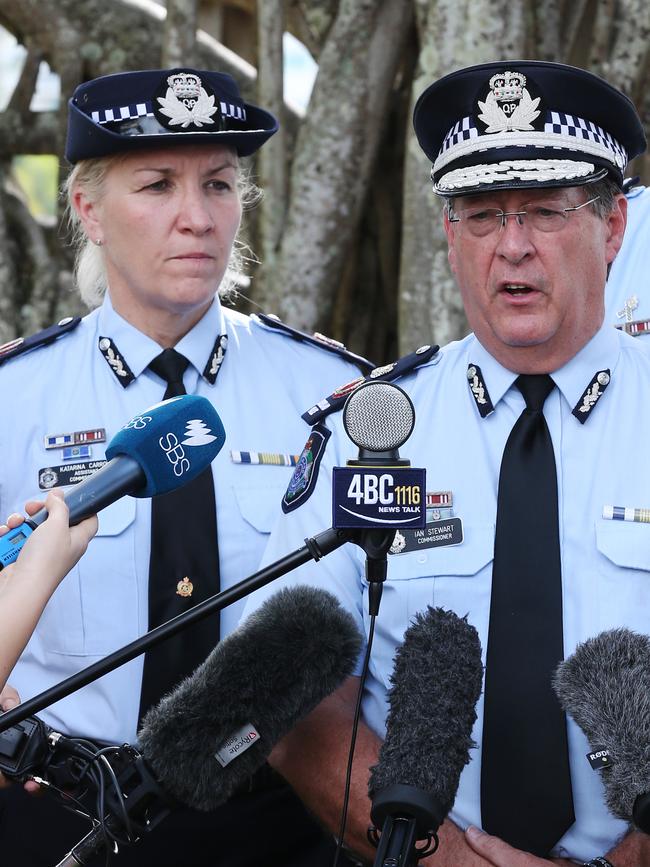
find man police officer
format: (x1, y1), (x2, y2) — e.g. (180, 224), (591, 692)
(241, 60), (650, 866)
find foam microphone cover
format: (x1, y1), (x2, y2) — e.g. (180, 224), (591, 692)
(137, 586), (362, 811)
(553, 627), (650, 824)
(369, 607), (483, 817)
(106, 394), (225, 497)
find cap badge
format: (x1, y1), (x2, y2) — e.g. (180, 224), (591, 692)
(157, 72), (218, 129)
(478, 72), (540, 134)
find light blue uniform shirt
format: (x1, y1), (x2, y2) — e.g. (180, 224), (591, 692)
(0, 292), (360, 744)
(244, 322), (650, 863)
(606, 184), (650, 336)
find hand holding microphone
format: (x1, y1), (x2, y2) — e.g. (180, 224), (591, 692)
(0, 394), (225, 569)
(0, 585), (362, 864)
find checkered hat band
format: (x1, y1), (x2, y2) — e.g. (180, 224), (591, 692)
(91, 100), (247, 125)
(436, 110), (627, 172)
(92, 102), (153, 124)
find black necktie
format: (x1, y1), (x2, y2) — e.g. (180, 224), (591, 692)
(481, 374), (574, 855)
(138, 348), (220, 722)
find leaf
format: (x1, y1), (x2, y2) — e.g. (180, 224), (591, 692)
(477, 92), (508, 133)
(157, 92), (193, 127)
(509, 90), (541, 131)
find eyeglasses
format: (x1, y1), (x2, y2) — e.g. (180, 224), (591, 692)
(448, 195), (601, 237)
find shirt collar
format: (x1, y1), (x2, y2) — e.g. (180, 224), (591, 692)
(97, 292), (227, 380)
(468, 322), (620, 414)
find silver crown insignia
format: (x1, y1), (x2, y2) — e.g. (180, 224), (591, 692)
(489, 71), (526, 102)
(167, 73), (202, 101)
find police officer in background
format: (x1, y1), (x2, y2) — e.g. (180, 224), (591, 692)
(0, 68), (368, 866)
(241, 61), (650, 866)
(606, 181), (650, 338)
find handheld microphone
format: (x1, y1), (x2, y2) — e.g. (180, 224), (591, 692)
(31, 586), (362, 864)
(553, 628), (650, 833)
(0, 395), (225, 569)
(368, 606), (483, 865)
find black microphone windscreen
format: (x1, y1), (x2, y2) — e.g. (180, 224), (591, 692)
(553, 627), (650, 824)
(368, 607), (483, 815)
(137, 586), (362, 811)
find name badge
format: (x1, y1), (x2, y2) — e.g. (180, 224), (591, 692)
(390, 517), (464, 554)
(39, 460), (107, 490)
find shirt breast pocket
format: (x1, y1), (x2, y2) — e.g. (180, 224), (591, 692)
(369, 522), (494, 688)
(593, 521), (650, 633)
(229, 482), (288, 580)
(35, 498), (138, 656)
(234, 483), (285, 534)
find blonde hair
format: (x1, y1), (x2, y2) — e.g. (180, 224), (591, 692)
(63, 152), (260, 309)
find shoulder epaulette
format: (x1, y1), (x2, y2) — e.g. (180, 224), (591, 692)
(623, 175), (641, 196)
(254, 313), (375, 374)
(0, 316), (82, 367)
(301, 343), (440, 424)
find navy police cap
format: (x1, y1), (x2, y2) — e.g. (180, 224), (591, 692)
(413, 60), (646, 196)
(65, 67), (278, 163)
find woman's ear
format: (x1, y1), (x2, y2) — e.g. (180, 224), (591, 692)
(72, 187), (104, 246)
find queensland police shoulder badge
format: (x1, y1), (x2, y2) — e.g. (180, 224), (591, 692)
(282, 423), (331, 513)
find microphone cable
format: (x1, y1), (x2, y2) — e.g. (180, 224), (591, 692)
(332, 612), (377, 867)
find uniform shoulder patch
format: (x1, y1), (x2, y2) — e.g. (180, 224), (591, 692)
(301, 344), (440, 425)
(0, 317), (82, 367)
(254, 313), (375, 374)
(282, 422), (331, 513)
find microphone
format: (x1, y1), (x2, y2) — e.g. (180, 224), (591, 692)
(333, 380), (426, 614)
(368, 606), (483, 865)
(0, 395), (225, 569)
(343, 381), (416, 466)
(44, 586), (362, 863)
(553, 628), (650, 833)
(138, 583), (362, 809)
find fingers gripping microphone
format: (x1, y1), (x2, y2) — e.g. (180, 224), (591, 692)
(553, 628), (650, 833)
(335, 382), (425, 615)
(368, 607), (483, 865)
(0, 395), (225, 568)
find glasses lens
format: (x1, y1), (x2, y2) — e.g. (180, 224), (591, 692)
(457, 208), (504, 237)
(525, 203), (568, 233)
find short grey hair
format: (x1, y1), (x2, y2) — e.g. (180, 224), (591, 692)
(63, 154), (261, 309)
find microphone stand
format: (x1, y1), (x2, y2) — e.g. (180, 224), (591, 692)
(0, 524), (392, 733)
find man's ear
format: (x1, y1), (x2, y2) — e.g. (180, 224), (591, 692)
(444, 207), (458, 275)
(605, 193), (627, 266)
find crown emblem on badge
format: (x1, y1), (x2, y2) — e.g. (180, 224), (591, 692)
(477, 70), (541, 134)
(489, 71), (526, 102)
(167, 72), (201, 101)
(156, 71), (219, 129)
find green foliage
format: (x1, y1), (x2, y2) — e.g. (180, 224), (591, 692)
(12, 155), (58, 219)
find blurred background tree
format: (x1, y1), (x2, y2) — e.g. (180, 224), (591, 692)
(0, 0), (648, 360)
